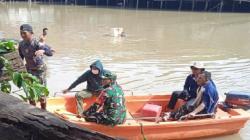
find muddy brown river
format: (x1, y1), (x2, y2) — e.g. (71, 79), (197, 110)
(0, 2), (249, 140)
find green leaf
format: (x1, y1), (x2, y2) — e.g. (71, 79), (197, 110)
(21, 73), (40, 84)
(0, 56), (13, 72)
(12, 72), (23, 88)
(29, 87), (35, 100)
(1, 81), (11, 93)
(30, 87), (39, 101)
(18, 94), (28, 102)
(0, 40), (16, 54)
(21, 82), (30, 99)
(33, 83), (49, 97)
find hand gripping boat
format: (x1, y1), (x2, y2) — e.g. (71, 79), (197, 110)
(47, 93), (250, 140)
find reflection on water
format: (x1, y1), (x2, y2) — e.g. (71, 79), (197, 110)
(0, 2), (250, 140)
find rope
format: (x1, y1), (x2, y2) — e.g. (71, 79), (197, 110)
(139, 122), (147, 140)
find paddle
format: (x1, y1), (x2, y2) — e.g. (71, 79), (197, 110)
(53, 90), (80, 97)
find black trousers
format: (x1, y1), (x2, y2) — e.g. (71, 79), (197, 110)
(169, 98), (196, 120)
(167, 90), (189, 110)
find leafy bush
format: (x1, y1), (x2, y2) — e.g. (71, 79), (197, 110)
(0, 40), (17, 54)
(0, 40), (49, 102)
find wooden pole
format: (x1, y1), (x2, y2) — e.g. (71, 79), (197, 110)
(136, 0), (139, 9)
(204, 0), (209, 11)
(192, 0), (195, 11)
(179, 0), (183, 11)
(219, 0), (224, 12)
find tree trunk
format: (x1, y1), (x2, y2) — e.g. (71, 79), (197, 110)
(0, 93), (117, 140)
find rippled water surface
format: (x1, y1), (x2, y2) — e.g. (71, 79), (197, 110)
(0, 2), (250, 140)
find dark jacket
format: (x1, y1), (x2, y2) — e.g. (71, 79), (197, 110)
(18, 38), (53, 70)
(184, 74), (198, 99)
(68, 60), (107, 92)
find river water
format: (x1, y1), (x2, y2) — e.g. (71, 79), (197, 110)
(0, 2), (250, 140)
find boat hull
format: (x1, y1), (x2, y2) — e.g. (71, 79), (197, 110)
(47, 93), (250, 140)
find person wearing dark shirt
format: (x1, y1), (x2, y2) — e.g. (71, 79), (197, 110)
(18, 24), (54, 110)
(18, 24), (54, 85)
(167, 62), (205, 110)
(188, 71), (218, 116)
(166, 71), (218, 121)
(63, 60), (109, 118)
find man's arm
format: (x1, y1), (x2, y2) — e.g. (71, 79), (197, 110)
(38, 44), (54, 56)
(67, 71), (89, 91)
(18, 46), (24, 60)
(188, 89), (210, 116)
(35, 38), (54, 57)
(189, 102), (205, 116)
(183, 75), (190, 91)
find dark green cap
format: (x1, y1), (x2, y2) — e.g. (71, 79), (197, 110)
(102, 71), (117, 81)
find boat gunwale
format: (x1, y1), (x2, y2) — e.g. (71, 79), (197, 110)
(52, 108), (250, 128)
(47, 95), (250, 128)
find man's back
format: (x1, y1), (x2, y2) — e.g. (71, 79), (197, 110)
(202, 81), (219, 114)
(103, 83), (126, 125)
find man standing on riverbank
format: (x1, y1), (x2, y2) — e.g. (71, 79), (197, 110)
(18, 24), (54, 109)
(18, 24), (54, 85)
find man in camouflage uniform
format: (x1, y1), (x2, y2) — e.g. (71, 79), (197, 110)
(83, 71), (126, 126)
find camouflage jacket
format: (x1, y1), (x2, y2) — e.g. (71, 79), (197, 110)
(99, 83), (126, 125)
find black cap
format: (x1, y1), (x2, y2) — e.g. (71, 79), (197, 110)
(20, 24), (33, 33)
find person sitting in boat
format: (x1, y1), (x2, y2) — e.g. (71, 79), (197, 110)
(165, 71), (219, 121)
(167, 62), (205, 111)
(83, 71), (126, 126)
(63, 60), (109, 118)
(188, 71), (218, 116)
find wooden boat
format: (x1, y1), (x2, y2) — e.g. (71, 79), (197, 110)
(47, 93), (250, 140)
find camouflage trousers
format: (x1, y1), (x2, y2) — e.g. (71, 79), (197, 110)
(83, 103), (117, 126)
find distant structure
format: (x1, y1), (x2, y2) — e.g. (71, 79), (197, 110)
(3, 0), (250, 12)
